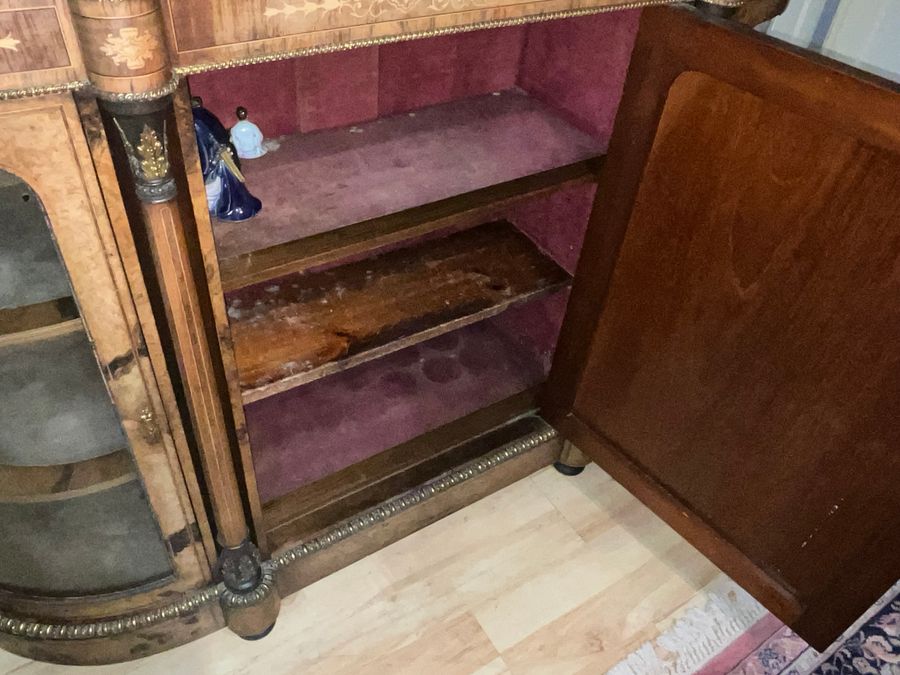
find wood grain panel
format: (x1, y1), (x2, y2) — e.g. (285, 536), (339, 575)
(0, 7), (69, 74)
(170, 85), (270, 552)
(161, 0), (658, 67)
(0, 1), (85, 94)
(75, 94), (218, 572)
(229, 221), (570, 401)
(546, 7), (900, 649)
(69, 0), (171, 94)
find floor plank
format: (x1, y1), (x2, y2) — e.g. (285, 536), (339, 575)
(3, 465), (731, 674)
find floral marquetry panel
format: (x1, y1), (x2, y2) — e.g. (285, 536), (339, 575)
(162, 0), (659, 69)
(0, 0), (86, 95)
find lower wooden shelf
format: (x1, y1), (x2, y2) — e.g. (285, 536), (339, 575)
(0, 449), (135, 504)
(263, 391), (539, 551)
(0, 296), (79, 337)
(230, 220), (571, 402)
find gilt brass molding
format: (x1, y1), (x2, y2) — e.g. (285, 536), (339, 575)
(0, 421), (558, 640)
(172, 0), (689, 77)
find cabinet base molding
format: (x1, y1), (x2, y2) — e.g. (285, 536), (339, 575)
(0, 421), (559, 661)
(0, 604), (224, 666)
(273, 419), (561, 597)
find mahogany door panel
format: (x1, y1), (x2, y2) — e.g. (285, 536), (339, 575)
(546, 6), (900, 650)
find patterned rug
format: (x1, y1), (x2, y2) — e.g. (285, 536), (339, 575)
(608, 578), (900, 675)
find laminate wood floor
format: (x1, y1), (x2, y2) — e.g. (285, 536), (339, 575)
(0, 464), (732, 674)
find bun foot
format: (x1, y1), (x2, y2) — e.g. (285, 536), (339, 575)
(554, 461), (586, 476)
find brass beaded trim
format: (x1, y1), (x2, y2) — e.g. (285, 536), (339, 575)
(0, 0), (744, 100)
(173, 0), (696, 76)
(0, 80), (89, 101)
(93, 74), (182, 102)
(0, 421), (558, 639)
(0, 75), (181, 102)
(270, 420), (559, 570)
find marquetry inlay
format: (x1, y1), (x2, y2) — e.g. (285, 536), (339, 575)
(0, 33), (20, 52)
(100, 27), (160, 70)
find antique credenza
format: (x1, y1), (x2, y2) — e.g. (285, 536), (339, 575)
(0, 0), (897, 664)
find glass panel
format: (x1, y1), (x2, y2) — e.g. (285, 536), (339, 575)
(0, 482), (173, 595)
(0, 329), (127, 465)
(0, 169), (172, 594)
(0, 173), (71, 309)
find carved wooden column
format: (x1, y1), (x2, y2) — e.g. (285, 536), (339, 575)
(69, 0), (280, 640)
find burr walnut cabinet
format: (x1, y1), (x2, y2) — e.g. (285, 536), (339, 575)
(0, 0), (897, 664)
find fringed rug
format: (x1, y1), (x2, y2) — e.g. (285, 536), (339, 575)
(608, 577), (900, 675)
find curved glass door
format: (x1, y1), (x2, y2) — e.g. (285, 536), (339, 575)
(0, 169), (172, 596)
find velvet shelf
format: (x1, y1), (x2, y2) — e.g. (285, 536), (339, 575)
(214, 91), (603, 289)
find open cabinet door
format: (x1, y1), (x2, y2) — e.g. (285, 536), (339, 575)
(544, 5), (900, 650)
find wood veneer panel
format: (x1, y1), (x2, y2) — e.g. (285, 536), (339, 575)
(0, 1), (85, 94)
(163, 0), (641, 66)
(219, 158), (600, 291)
(546, 6), (900, 649)
(231, 221), (570, 402)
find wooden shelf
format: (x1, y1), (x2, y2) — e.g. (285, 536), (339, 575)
(214, 90), (603, 290)
(220, 159), (600, 291)
(230, 221), (570, 402)
(263, 391), (539, 551)
(0, 296), (79, 338)
(0, 449), (135, 504)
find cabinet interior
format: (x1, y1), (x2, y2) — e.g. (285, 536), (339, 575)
(187, 11), (639, 548)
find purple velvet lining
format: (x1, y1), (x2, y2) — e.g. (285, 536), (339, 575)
(247, 292), (566, 502)
(378, 28), (526, 115)
(509, 182), (598, 275)
(518, 11), (641, 140)
(214, 91), (602, 259)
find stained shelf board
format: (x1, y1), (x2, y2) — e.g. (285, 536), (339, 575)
(228, 220), (571, 402)
(0, 480), (171, 596)
(213, 90), (603, 262)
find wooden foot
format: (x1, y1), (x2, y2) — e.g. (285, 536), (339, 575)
(554, 441), (590, 476)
